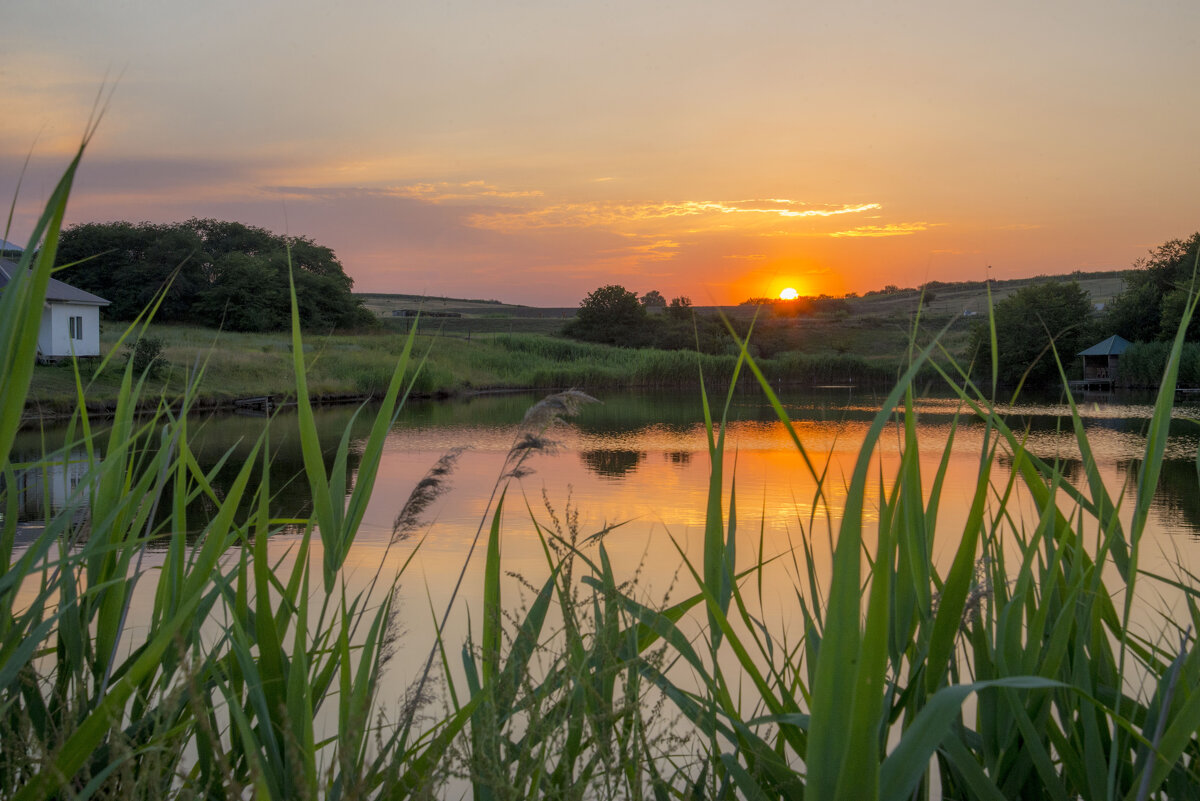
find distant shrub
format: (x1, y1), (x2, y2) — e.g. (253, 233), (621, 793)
(1121, 340), (1200, 387)
(564, 285), (648, 346)
(127, 336), (169, 378)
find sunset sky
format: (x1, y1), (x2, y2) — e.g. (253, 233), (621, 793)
(3, 1), (1199, 305)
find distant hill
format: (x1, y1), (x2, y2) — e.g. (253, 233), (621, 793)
(358, 293), (575, 319)
(357, 269), (1132, 321)
(844, 270), (1130, 319)
(355, 293), (575, 336)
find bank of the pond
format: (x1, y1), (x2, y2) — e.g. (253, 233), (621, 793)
(23, 323), (928, 421)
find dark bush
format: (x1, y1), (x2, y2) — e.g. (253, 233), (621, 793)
(127, 336), (169, 378)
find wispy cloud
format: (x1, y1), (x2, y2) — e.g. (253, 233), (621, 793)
(266, 181), (543, 203)
(386, 181), (544, 202)
(469, 199), (880, 231)
(831, 222), (942, 238)
(601, 238), (682, 261)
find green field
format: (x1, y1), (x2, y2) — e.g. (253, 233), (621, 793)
(359, 292), (574, 336)
(21, 271), (1128, 417)
(23, 323), (921, 419)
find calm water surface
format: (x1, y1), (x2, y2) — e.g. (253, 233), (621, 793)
(362, 389), (1200, 653)
(11, 387), (1200, 696)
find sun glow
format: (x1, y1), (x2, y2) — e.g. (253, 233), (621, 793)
(779, 287), (799, 300)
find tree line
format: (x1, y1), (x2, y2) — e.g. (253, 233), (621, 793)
(973, 233), (1200, 385)
(563, 285), (736, 353)
(563, 285), (855, 358)
(55, 219), (374, 332)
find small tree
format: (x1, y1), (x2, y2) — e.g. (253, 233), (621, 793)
(640, 289), (667, 307)
(666, 296), (692, 321)
(565, 285), (647, 345)
(126, 336), (170, 379)
(970, 280), (1093, 386)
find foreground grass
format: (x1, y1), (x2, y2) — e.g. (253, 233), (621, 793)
(5, 140), (1199, 800)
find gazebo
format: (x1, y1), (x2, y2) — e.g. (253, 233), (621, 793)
(1076, 335), (1131, 387)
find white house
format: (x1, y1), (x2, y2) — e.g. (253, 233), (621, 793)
(0, 254), (111, 361)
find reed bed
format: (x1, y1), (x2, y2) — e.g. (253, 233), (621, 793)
(3, 142), (1199, 799)
(26, 325), (922, 414)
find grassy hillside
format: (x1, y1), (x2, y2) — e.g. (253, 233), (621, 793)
(847, 270), (1128, 317)
(358, 293), (573, 336)
(23, 322), (920, 419)
(23, 270), (1127, 417)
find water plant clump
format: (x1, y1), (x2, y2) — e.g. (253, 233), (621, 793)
(2, 140), (1199, 799)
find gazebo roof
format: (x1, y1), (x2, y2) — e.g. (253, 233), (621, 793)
(1077, 335), (1132, 357)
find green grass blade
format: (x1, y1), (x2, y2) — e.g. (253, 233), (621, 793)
(880, 677), (1065, 801)
(288, 262), (340, 589)
(807, 338), (943, 801)
(0, 143), (87, 463)
(481, 490), (506, 686)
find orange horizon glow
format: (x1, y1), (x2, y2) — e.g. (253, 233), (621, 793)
(2, 4), (1192, 307)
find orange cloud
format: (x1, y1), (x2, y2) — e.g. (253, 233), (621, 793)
(830, 222), (942, 238)
(385, 181), (544, 201)
(467, 199), (881, 231)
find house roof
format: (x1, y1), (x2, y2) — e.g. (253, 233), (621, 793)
(1077, 334), (1132, 357)
(0, 238), (24, 253)
(0, 258), (111, 306)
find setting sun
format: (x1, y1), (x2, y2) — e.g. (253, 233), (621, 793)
(779, 287), (799, 300)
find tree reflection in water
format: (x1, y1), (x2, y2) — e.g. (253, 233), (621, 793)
(579, 449), (646, 478)
(1122, 458), (1200, 536)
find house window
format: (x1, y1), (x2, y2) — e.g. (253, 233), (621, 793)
(68, 315), (84, 340)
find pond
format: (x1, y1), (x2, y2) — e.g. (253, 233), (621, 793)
(9, 385), (1200, 689)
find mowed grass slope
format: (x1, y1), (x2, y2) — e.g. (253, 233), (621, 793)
(360, 292), (573, 336)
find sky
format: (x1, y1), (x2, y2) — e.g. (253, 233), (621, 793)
(3, 1), (1199, 306)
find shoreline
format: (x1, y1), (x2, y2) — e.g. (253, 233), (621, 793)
(17, 376), (897, 428)
(16, 323), (955, 427)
